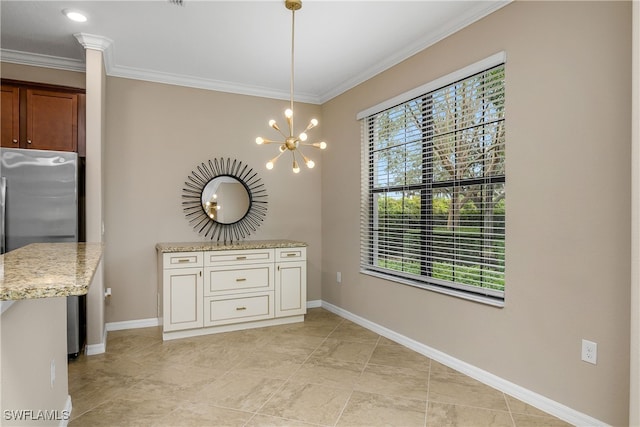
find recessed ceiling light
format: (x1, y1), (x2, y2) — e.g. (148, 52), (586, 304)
(63, 9), (87, 23)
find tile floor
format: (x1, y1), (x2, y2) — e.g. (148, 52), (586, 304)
(68, 308), (572, 426)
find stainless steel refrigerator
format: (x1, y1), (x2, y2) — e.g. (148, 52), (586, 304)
(0, 147), (84, 357)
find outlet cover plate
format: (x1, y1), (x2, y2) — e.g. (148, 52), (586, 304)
(581, 339), (597, 365)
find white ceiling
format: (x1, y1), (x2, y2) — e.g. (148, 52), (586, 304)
(0, 0), (509, 104)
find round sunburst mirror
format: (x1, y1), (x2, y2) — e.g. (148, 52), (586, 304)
(182, 158), (267, 242)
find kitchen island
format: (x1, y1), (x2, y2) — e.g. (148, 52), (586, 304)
(1, 242), (103, 426)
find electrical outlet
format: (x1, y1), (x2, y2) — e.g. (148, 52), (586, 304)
(581, 339), (597, 365)
(336, 272), (342, 284)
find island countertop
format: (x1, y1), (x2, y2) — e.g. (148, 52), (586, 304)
(156, 239), (307, 253)
(0, 242), (104, 301)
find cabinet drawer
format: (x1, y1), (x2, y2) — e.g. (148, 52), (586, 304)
(276, 247), (306, 261)
(205, 249), (273, 266)
(163, 252), (203, 269)
(204, 292), (274, 326)
(205, 264), (273, 296)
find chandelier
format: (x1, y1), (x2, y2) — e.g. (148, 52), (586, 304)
(255, 0), (326, 173)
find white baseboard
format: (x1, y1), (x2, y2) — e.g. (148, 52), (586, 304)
(106, 317), (160, 331)
(59, 395), (72, 427)
(320, 300), (608, 427)
(306, 299), (322, 308)
(85, 327), (107, 355)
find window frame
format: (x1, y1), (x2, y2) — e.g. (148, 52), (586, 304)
(359, 53), (506, 307)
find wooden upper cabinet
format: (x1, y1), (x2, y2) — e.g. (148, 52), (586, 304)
(27, 89), (78, 152)
(0, 80), (84, 154)
(1, 85), (20, 148)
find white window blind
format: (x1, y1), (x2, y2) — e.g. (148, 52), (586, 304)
(360, 62), (506, 302)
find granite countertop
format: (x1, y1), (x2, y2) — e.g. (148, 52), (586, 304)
(0, 242), (104, 301)
(156, 239), (307, 253)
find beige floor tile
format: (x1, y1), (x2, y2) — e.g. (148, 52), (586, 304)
(368, 341), (431, 372)
(230, 349), (307, 380)
(198, 372), (285, 412)
(100, 330), (159, 356)
(189, 343), (252, 371)
(305, 307), (344, 323)
(68, 370), (141, 419)
(311, 337), (377, 365)
(246, 413), (320, 426)
(259, 382), (352, 426)
(195, 327), (275, 349)
(511, 413), (573, 427)
(355, 363), (429, 401)
(430, 360), (465, 376)
(142, 361), (224, 390)
(505, 395), (560, 418)
(428, 370), (509, 411)
(289, 356), (364, 389)
(160, 401), (254, 427)
(68, 354), (151, 394)
(337, 390), (427, 427)
(376, 336), (399, 346)
(71, 378), (184, 426)
(427, 401), (514, 427)
(328, 320), (381, 343)
(259, 332), (327, 356)
(69, 401), (135, 427)
(274, 321), (342, 339)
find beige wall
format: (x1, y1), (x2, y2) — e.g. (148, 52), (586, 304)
(1, 298), (69, 426)
(104, 77), (323, 323)
(0, 62), (85, 88)
(321, 1), (631, 425)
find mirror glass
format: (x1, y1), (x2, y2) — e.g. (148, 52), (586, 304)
(182, 157), (268, 242)
(200, 176), (250, 224)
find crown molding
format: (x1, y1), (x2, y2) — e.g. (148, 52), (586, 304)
(0, 49), (85, 72)
(74, 33), (114, 72)
(107, 63), (321, 104)
(73, 33), (113, 52)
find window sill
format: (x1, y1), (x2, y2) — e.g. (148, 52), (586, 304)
(360, 269), (505, 308)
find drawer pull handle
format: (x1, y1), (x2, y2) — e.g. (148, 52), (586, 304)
(177, 259), (190, 263)
(286, 253), (297, 257)
(236, 306), (247, 311)
(236, 256), (247, 260)
(236, 278), (246, 282)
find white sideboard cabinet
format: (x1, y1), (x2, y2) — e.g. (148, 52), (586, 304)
(157, 240), (307, 340)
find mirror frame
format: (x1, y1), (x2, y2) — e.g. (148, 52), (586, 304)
(182, 158), (267, 242)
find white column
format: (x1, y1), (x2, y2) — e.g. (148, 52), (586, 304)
(74, 33), (110, 352)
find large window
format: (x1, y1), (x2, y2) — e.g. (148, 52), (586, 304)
(359, 56), (505, 304)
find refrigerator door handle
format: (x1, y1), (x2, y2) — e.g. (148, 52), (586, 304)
(0, 177), (6, 254)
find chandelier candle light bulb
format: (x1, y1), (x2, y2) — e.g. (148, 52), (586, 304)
(255, 0), (326, 173)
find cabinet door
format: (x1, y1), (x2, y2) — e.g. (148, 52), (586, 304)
(275, 261), (307, 317)
(163, 267), (203, 331)
(27, 89), (78, 152)
(1, 85), (19, 148)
